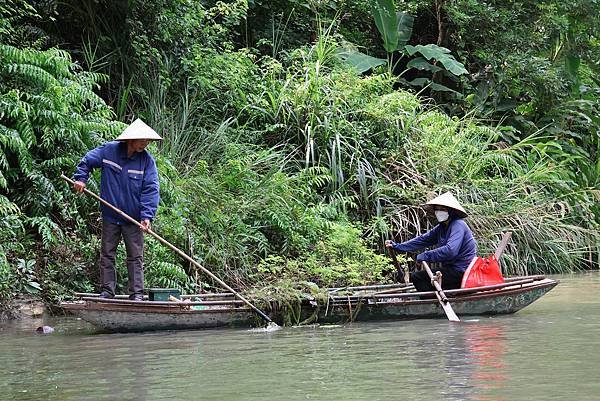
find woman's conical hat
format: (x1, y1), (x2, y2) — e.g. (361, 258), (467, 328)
(425, 191), (468, 218)
(115, 119), (163, 141)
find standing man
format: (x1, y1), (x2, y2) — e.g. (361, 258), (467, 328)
(385, 192), (477, 292)
(72, 119), (162, 300)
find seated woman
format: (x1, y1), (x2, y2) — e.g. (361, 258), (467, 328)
(385, 192), (477, 292)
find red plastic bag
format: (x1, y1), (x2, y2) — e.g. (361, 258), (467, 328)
(461, 255), (505, 288)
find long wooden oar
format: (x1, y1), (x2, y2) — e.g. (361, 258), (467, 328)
(386, 247), (408, 284)
(421, 261), (460, 322)
(60, 174), (276, 326)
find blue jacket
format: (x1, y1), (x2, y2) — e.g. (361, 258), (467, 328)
(392, 219), (477, 272)
(73, 141), (160, 225)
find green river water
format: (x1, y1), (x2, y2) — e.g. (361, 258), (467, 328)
(1, 272), (599, 401)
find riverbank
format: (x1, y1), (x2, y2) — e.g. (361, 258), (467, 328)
(0, 297), (46, 322)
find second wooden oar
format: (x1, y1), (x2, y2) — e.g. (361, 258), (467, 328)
(421, 261), (460, 322)
(387, 247), (409, 284)
(60, 174), (277, 327)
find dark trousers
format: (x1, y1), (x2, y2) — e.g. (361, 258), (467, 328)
(100, 221), (144, 297)
(410, 266), (464, 292)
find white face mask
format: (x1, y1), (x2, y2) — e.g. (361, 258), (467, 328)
(435, 210), (449, 222)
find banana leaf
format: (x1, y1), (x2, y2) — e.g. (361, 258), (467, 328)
(370, 0), (398, 53)
(336, 48), (386, 74)
(405, 44), (468, 76)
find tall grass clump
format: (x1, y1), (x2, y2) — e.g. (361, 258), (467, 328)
(244, 32), (421, 215)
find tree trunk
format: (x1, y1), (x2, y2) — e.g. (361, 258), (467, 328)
(436, 0), (446, 46)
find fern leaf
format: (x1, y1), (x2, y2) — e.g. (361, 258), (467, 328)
(6, 63), (59, 88)
(15, 114), (35, 147)
(26, 215), (62, 248)
(0, 195), (19, 217)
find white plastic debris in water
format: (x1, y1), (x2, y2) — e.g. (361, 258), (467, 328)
(35, 326), (54, 334)
(266, 322), (282, 331)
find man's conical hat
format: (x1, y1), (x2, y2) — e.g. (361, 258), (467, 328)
(425, 191), (468, 218)
(115, 119), (163, 141)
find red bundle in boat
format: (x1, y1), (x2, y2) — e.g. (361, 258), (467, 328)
(461, 255), (505, 288)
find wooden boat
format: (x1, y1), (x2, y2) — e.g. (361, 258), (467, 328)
(60, 275), (558, 332)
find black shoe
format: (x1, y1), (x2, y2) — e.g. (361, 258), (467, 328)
(98, 292), (114, 299)
(129, 294), (144, 301)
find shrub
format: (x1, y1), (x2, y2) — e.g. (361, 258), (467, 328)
(253, 221), (399, 288)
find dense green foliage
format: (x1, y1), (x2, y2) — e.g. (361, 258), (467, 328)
(0, 0), (598, 313)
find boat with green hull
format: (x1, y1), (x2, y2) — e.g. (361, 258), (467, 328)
(60, 275), (557, 332)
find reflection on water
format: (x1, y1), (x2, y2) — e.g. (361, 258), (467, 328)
(1, 272), (600, 401)
(463, 322), (508, 400)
